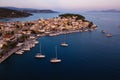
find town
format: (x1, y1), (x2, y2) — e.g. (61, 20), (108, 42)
(0, 14), (97, 63)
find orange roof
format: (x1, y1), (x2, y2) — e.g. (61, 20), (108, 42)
(3, 34), (12, 38)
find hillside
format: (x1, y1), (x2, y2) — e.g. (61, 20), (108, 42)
(0, 8), (32, 18)
(100, 9), (120, 12)
(0, 7), (58, 13)
(88, 9), (120, 13)
(22, 9), (58, 13)
(59, 13), (85, 20)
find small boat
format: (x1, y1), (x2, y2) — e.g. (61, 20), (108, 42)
(15, 50), (24, 55)
(22, 47), (30, 51)
(35, 53), (45, 58)
(50, 58), (61, 63)
(31, 44), (35, 48)
(61, 33), (68, 47)
(89, 29), (94, 32)
(37, 34), (41, 37)
(49, 33), (57, 36)
(101, 30), (106, 33)
(79, 30), (83, 32)
(50, 46), (61, 63)
(84, 29), (88, 32)
(106, 33), (112, 37)
(61, 43), (68, 47)
(35, 43), (45, 58)
(34, 41), (39, 44)
(30, 36), (35, 39)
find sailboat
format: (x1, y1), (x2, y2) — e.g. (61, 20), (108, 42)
(60, 33), (68, 47)
(50, 46), (61, 63)
(106, 33), (112, 37)
(35, 43), (45, 58)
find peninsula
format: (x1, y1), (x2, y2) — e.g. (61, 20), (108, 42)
(0, 13), (97, 63)
(0, 7), (58, 13)
(0, 8), (32, 18)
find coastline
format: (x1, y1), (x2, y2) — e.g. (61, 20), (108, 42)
(0, 46), (21, 63)
(0, 13), (97, 63)
(0, 29), (98, 63)
(0, 36), (39, 63)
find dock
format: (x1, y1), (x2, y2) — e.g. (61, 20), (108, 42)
(0, 37), (38, 63)
(0, 46), (22, 63)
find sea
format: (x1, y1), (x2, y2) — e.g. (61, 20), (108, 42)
(0, 12), (120, 80)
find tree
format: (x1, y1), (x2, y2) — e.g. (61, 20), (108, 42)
(59, 13), (85, 20)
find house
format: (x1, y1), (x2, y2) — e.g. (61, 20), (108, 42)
(3, 34), (15, 41)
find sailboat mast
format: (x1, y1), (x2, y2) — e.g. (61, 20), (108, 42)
(64, 34), (66, 43)
(64, 32), (67, 43)
(55, 46), (57, 58)
(40, 43), (42, 53)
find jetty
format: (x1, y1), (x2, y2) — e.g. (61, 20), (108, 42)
(0, 46), (21, 63)
(0, 37), (38, 63)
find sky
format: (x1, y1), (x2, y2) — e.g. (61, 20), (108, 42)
(0, 0), (120, 12)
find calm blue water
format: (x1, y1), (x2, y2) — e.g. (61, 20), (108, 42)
(0, 12), (120, 80)
(0, 13), (60, 22)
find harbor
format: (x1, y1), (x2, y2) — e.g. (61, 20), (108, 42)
(0, 29), (96, 63)
(0, 14), (97, 63)
(0, 36), (39, 63)
(1, 0), (120, 79)
(0, 12), (120, 80)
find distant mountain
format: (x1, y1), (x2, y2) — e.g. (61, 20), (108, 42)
(22, 9), (58, 13)
(0, 7), (58, 13)
(101, 9), (120, 12)
(88, 9), (120, 13)
(0, 8), (32, 18)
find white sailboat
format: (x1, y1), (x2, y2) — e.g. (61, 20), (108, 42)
(35, 43), (45, 58)
(15, 50), (24, 55)
(106, 33), (112, 37)
(61, 33), (68, 47)
(50, 46), (61, 63)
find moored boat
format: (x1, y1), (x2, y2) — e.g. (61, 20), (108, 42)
(15, 50), (24, 55)
(50, 46), (61, 63)
(35, 43), (45, 59)
(106, 33), (112, 37)
(101, 30), (106, 33)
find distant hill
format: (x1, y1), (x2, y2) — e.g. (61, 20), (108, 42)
(59, 13), (85, 20)
(22, 9), (58, 13)
(88, 9), (120, 13)
(0, 8), (32, 18)
(0, 7), (58, 13)
(100, 9), (120, 13)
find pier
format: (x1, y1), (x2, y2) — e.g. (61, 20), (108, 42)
(0, 37), (39, 63)
(0, 46), (22, 63)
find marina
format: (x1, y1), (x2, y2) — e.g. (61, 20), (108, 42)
(0, 13), (97, 63)
(0, 0), (120, 79)
(0, 36), (39, 63)
(0, 12), (120, 80)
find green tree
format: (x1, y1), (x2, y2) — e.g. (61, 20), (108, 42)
(59, 13), (85, 20)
